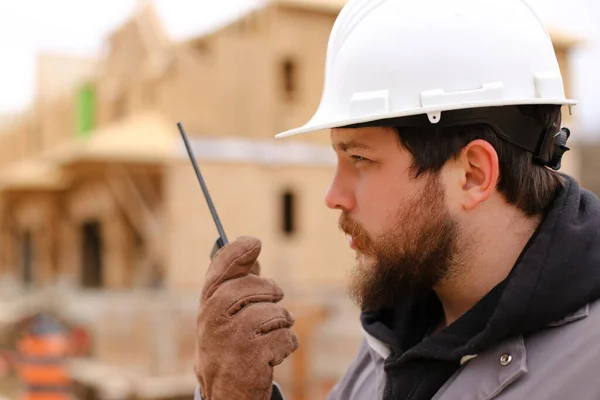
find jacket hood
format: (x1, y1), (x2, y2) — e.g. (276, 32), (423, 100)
(474, 174), (600, 349)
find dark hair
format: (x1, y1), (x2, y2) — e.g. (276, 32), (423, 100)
(394, 105), (566, 217)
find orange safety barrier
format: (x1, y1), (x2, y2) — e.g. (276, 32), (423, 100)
(17, 336), (70, 358)
(17, 364), (71, 386)
(15, 314), (74, 400)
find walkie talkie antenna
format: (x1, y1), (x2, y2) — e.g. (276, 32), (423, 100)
(177, 122), (229, 246)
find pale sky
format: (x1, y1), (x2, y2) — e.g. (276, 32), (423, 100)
(0, 0), (599, 140)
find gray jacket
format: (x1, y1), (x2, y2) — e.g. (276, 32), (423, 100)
(327, 300), (600, 400)
(194, 300), (600, 400)
(193, 299), (600, 400)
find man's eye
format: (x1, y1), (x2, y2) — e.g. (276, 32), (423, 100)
(351, 155), (367, 163)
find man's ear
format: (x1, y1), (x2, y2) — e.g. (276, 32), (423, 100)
(458, 139), (500, 211)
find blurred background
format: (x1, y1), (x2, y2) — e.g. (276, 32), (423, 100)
(0, 1), (598, 399)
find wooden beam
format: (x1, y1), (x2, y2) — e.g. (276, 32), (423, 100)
(136, 171), (160, 206)
(36, 196), (56, 285)
(119, 169), (165, 284)
(106, 175), (146, 238)
(47, 198), (72, 281)
(57, 215), (79, 284)
(0, 199), (22, 279)
(281, 303), (330, 400)
(0, 198), (7, 275)
(120, 168), (161, 238)
(105, 166), (165, 287)
(102, 211), (132, 288)
(0, 221), (8, 275)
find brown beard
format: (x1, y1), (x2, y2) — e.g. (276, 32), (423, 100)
(339, 173), (462, 312)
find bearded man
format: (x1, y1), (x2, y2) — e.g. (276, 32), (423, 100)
(192, 1), (600, 399)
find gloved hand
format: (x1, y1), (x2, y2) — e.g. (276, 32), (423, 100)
(194, 236), (299, 400)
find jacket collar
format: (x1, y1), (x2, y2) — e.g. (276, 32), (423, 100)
(362, 326), (392, 360)
(362, 303), (590, 362)
(547, 303), (589, 327)
(363, 303), (590, 400)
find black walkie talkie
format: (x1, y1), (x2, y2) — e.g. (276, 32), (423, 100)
(178, 123), (287, 400)
(177, 122), (228, 260)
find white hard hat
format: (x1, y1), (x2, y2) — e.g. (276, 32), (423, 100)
(275, 0), (576, 146)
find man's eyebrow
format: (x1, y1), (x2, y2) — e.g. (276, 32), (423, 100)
(332, 140), (374, 152)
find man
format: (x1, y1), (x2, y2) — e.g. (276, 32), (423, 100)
(193, 0), (600, 399)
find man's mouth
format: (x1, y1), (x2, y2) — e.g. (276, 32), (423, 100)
(347, 235), (358, 250)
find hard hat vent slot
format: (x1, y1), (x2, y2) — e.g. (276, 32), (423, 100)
(349, 90), (391, 118)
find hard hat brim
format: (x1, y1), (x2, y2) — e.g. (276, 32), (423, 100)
(274, 98), (577, 139)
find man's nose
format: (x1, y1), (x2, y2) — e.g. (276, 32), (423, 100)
(324, 170), (356, 212)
